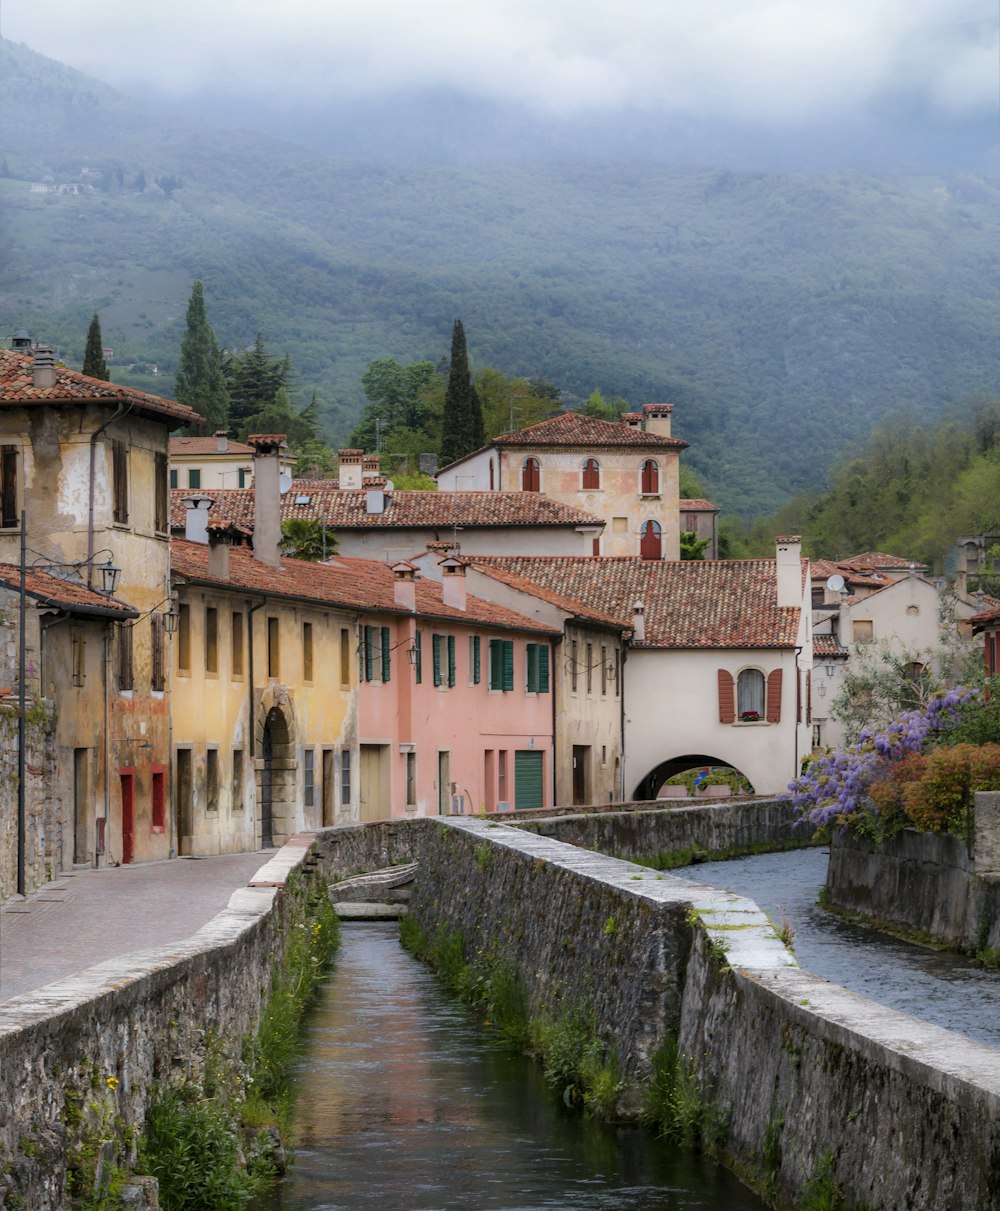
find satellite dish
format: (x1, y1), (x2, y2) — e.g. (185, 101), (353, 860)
(826, 574), (845, 593)
(278, 471), (293, 496)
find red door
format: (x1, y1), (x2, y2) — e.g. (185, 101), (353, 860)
(640, 521), (662, 560)
(120, 769), (135, 864)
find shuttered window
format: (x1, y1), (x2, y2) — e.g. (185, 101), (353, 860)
(640, 459), (659, 495)
(766, 669), (783, 723)
(380, 626), (391, 683)
(0, 446), (16, 528)
(489, 639), (514, 691)
(154, 451), (168, 532)
(737, 669), (765, 719)
(414, 630), (422, 684)
(432, 634), (442, 686)
(363, 625), (375, 682)
(447, 635), (456, 687)
(470, 635), (481, 684)
(112, 439), (129, 524)
(151, 614), (165, 692)
(717, 669), (735, 724)
(526, 643), (550, 693)
(116, 623), (133, 691)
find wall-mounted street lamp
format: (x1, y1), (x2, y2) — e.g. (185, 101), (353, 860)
(162, 605), (180, 635)
(99, 558), (121, 596)
(406, 643), (419, 667)
(825, 662), (836, 679)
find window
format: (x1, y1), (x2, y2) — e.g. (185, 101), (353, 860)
(205, 607), (218, 674)
(639, 519), (662, 561)
(640, 459), (659, 495)
(447, 635), (456, 687)
(154, 452), (169, 532)
(232, 749), (244, 811)
(303, 622), (314, 682)
(406, 752), (416, 808)
(615, 647), (621, 697)
(469, 635), (481, 684)
(737, 669), (765, 720)
(600, 645), (607, 696)
(151, 614), (166, 692)
(267, 616), (280, 677)
(586, 643), (593, 694)
(116, 623), (133, 691)
(571, 639), (578, 692)
(341, 750), (351, 807)
(231, 612), (244, 678)
(169, 468), (178, 490)
(812, 724), (823, 749)
(432, 634), (443, 687)
(521, 457), (540, 492)
(112, 439), (129, 524)
(853, 619), (874, 643)
(71, 632), (86, 686)
(177, 604), (191, 671)
(340, 627), (351, 687)
(151, 766), (166, 832)
(498, 750), (508, 804)
(526, 643), (550, 693)
(582, 458), (600, 490)
(188, 468), (201, 489)
(322, 749), (334, 825)
(238, 467), (248, 488)
(414, 630), (422, 684)
(206, 748), (219, 812)
(304, 748), (315, 809)
(362, 624), (389, 682)
(488, 639), (514, 691)
(683, 514), (698, 532)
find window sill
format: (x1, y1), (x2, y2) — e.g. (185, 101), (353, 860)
(732, 720), (773, 726)
(639, 493), (661, 500)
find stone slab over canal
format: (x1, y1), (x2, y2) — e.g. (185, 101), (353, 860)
(402, 817), (1000, 1211)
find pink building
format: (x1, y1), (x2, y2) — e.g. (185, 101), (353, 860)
(357, 559), (559, 818)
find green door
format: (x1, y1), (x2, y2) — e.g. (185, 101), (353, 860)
(514, 750), (544, 810)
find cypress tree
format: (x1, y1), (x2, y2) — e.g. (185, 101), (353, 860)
(439, 319), (485, 467)
(175, 281), (230, 432)
(83, 313), (109, 380)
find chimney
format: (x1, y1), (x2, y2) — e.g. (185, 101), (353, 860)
(632, 600), (645, 644)
(33, 345), (56, 389)
(207, 524), (232, 579)
(776, 535), (803, 608)
(362, 454), (382, 482)
(249, 433), (287, 567)
(182, 493), (215, 544)
(392, 561), (418, 612)
(338, 449), (364, 490)
(642, 403), (673, 437)
(440, 557), (467, 610)
(11, 329), (32, 353)
(214, 429), (229, 453)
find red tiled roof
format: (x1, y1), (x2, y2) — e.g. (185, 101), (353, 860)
(813, 635), (848, 658)
(468, 564), (627, 631)
(811, 559), (886, 590)
(463, 556), (802, 648)
(170, 487), (603, 532)
(0, 564), (137, 618)
(841, 551), (925, 572)
(0, 349), (201, 427)
(492, 410), (688, 450)
(972, 605), (1000, 628)
(171, 541), (558, 635)
(679, 499), (718, 512)
(169, 436), (254, 456)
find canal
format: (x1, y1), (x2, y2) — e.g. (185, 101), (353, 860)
(254, 921), (767, 1210)
(673, 847), (1000, 1049)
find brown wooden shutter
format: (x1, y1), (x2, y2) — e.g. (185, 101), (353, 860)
(806, 670), (812, 725)
(717, 669), (735, 723)
(766, 668), (783, 723)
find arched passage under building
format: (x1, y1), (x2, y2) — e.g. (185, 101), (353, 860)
(260, 705), (294, 849)
(632, 753), (754, 802)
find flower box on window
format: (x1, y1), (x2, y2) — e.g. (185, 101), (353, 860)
(740, 710), (761, 722)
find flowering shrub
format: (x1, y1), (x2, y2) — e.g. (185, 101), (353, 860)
(902, 744), (1000, 834)
(740, 710), (761, 722)
(784, 686), (978, 839)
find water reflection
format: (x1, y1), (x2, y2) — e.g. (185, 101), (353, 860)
(674, 848), (1000, 1048)
(256, 923), (766, 1211)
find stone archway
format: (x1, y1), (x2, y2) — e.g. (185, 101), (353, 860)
(632, 752), (754, 801)
(259, 704), (294, 849)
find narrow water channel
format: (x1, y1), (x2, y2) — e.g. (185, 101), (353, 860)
(673, 848), (1000, 1049)
(254, 922), (767, 1211)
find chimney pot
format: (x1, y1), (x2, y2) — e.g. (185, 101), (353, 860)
(632, 600), (646, 644)
(33, 345), (56, 389)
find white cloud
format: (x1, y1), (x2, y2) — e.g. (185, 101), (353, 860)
(4, 0), (997, 122)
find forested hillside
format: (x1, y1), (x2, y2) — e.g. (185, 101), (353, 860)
(2, 37), (999, 516)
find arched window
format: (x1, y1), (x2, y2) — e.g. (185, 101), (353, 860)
(640, 459), (659, 495)
(639, 519), (662, 561)
(737, 669), (765, 721)
(522, 457), (540, 492)
(582, 458), (601, 490)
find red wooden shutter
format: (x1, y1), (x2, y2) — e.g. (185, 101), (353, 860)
(718, 669), (735, 723)
(766, 669), (783, 723)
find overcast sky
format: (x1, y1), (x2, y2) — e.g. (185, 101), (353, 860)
(3, 0), (998, 125)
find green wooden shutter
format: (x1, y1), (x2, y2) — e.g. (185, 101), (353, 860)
(526, 644), (538, 692)
(433, 634), (442, 686)
(363, 625), (375, 682)
(538, 645), (549, 694)
(514, 751), (544, 810)
(472, 636), (481, 684)
(381, 627), (391, 682)
(502, 640), (514, 691)
(489, 639), (500, 689)
(415, 630), (422, 684)
(447, 635), (456, 687)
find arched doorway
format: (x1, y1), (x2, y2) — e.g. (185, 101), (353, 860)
(261, 705), (292, 849)
(631, 753), (753, 801)
(639, 520), (662, 560)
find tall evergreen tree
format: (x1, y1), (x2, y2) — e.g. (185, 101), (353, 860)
(439, 319), (485, 467)
(224, 334), (291, 437)
(83, 313), (109, 380)
(174, 281), (230, 432)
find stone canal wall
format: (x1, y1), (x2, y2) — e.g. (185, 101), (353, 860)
(404, 817), (1000, 1211)
(825, 791), (1000, 953)
(0, 836), (318, 1209)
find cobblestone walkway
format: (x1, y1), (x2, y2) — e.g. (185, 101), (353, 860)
(0, 851), (274, 1003)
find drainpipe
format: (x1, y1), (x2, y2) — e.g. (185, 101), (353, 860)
(102, 620), (111, 867)
(793, 644), (803, 783)
(619, 637), (629, 802)
(550, 636), (558, 808)
(87, 403), (130, 587)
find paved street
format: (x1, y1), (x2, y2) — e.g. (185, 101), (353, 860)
(0, 851), (274, 1003)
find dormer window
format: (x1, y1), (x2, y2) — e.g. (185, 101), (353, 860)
(582, 458), (601, 490)
(640, 459), (659, 495)
(522, 457), (540, 492)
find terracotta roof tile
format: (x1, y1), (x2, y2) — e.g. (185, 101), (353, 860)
(171, 541), (558, 635)
(0, 349), (201, 427)
(679, 499), (718, 512)
(170, 487), (603, 532)
(492, 410), (688, 450)
(0, 564), (138, 618)
(841, 551), (926, 571)
(169, 436), (254, 456)
(464, 556), (802, 648)
(813, 635), (848, 658)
